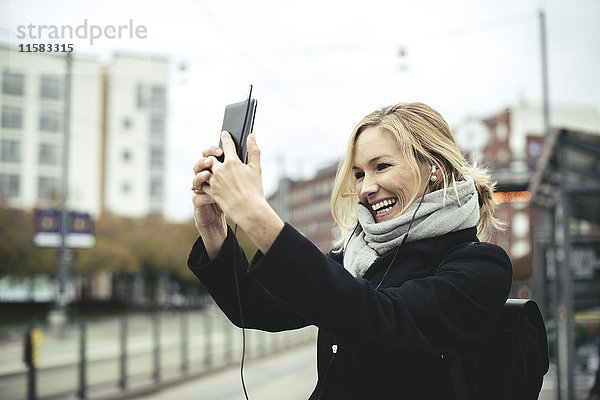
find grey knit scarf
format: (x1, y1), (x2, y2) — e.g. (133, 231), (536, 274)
(343, 176), (480, 278)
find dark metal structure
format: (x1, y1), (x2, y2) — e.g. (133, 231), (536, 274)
(529, 127), (600, 399)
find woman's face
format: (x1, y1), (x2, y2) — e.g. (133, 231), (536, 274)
(352, 126), (430, 223)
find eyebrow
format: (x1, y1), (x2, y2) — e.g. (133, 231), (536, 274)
(352, 156), (391, 170)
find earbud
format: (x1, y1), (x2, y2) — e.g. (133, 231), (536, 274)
(430, 165), (438, 182)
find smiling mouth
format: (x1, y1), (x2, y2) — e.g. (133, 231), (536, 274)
(371, 198), (398, 219)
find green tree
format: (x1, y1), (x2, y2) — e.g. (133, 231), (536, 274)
(75, 213), (202, 303)
(0, 205), (55, 278)
(0, 205), (260, 303)
(76, 213), (141, 276)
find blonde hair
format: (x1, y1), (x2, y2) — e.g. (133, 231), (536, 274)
(330, 102), (503, 251)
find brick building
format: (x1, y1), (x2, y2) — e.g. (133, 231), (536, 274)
(464, 103), (600, 290)
(268, 162), (338, 252)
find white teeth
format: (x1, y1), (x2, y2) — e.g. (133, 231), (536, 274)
(371, 198), (397, 211)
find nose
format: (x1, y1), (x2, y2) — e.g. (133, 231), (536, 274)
(359, 173), (378, 199)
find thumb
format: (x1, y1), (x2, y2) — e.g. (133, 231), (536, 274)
(246, 134), (261, 170)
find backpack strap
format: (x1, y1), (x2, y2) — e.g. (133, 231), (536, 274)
(442, 350), (471, 400)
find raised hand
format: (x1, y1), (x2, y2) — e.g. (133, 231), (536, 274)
(193, 131), (283, 254)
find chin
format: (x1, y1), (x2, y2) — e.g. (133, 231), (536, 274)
(375, 212), (399, 223)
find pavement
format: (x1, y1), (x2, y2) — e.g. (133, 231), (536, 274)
(539, 364), (596, 400)
(131, 343), (597, 400)
(130, 343), (317, 400)
(3, 307), (596, 399)
(0, 309), (317, 400)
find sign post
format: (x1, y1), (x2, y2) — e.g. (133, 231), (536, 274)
(33, 208), (95, 323)
(34, 209), (95, 249)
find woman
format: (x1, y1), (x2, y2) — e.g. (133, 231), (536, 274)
(189, 102), (512, 399)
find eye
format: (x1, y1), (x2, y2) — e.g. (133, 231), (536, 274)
(376, 163), (391, 171)
(354, 171), (364, 180)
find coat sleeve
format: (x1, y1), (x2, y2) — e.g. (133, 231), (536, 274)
(187, 225), (310, 332)
(247, 223), (512, 354)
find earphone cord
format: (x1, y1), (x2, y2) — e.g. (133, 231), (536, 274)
(374, 180), (430, 290)
(232, 224), (250, 400)
(318, 181), (431, 398)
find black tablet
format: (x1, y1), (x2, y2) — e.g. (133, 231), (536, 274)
(218, 85), (257, 163)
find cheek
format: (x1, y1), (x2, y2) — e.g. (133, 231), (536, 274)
(355, 181), (363, 199)
(387, 179), (409, 205)
(395, 180), (419, 208)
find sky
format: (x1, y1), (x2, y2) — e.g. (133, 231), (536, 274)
(2, 0), (599, 221)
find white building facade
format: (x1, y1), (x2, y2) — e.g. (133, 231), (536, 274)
(102, 53), (169, 217)
(0, 46), (169, 218)
(0, 45), (103, 215)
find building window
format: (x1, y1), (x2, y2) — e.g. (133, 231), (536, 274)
(122, 181), (132, 194)
(122, 150), (132, 162)
(150, 116), (165, 140)
(2, 72), (24, 96)
(1, 105), (23, 129)
(496, 122), (508, 141)
(38, 176), (60, 199)
(39, 110), (60, 132)
(39, 143), (60, 165)
(150, 148), (164, 169)
(136, 84), (148, 109)
(497, 148), (510, 163)
(0, 174), (20, 197)
(40, 75), (61, 100)
(137, 84), (166, 109)
(528, 141), (543, 158)
(122, 117), (132, 130)
(150, 178), (163, 198)
(151, 85), (166, 108)
(1, 139), (21, 162)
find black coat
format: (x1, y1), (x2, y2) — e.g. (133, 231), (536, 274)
(188, 223), (512, 399)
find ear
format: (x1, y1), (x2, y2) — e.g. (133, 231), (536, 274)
(430, 165), (438, 182)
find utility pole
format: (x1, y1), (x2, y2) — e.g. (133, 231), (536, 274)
(54, 51), (73, 321)
(539, 10), (550, 142)
(539, 9), (575, 400)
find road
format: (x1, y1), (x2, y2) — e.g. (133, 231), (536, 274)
(2, 338), (597, 399)
(132, 343), (317, 400)
(0, 307), (316, 400)
(1, 306), (597, 400)
(134, 344), (599, 400)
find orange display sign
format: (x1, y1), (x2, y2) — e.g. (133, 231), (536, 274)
(494, 191), (532, 204)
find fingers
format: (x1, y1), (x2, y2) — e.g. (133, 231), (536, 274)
(192, 130), (258, 199)
(191, 135), (229, 192)
(246, 134), (261, 171)
(219, 131), (240, 161)
(191, 188), (218, 212)
(193, 156), (214, 174)
(192, 169), (212, 190)
(202, 146), (223, 159)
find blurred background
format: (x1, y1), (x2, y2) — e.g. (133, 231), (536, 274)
(0, 0), (599, 399)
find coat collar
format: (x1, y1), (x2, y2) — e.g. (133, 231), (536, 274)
(360, 227), (479, 283)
